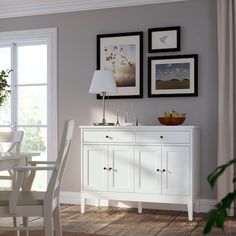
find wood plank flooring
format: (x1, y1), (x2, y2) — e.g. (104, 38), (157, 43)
(0, 204), (236, 235)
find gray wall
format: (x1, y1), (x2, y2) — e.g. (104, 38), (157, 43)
(0, 0), (218, 199)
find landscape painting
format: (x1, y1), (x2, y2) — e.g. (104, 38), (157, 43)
(155, 63), (190, 90)
(148, 55), (198, 97)
(97, 32), (143, 99)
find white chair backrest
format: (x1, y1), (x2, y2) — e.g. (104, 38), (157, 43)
(0, 131), (24, 153)
(45, 120), (75, 202)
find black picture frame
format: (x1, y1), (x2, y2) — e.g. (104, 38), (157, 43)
(148, 54), (198, 97)
(97, 32), (143, 99)
(148, 26), (180, 53)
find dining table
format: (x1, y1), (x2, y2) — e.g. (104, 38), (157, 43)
(0, 152), (39, 172)
(0, 152), (39, 189)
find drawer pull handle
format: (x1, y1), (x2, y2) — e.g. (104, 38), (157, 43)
(156, 169), (160, 172)
(104, 167), (112, 171)
(105, 135), (112, 140)
(162, 169), (166, 172)
(160, 136), (163, 139)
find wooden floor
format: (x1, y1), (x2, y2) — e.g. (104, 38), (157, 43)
(0, 204), (236, 235)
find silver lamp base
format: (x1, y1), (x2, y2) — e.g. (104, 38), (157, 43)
(93, 92), (115, 126)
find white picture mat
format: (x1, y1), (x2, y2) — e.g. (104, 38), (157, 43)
(151, 58), (195, 95)
(152, 30), (177, 49)
(100, 35), (140, 96)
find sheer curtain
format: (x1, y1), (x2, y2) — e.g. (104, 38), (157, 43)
(217, 0), (236, 214)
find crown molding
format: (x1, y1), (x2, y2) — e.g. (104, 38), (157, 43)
(0, 0), (189, 19)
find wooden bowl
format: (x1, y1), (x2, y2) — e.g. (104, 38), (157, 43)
(158, 117), (185, 126)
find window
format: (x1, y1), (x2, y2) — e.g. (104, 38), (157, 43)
(0, 28), (57, 190)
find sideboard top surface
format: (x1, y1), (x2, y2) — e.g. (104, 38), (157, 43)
(80, 125), (199, 130)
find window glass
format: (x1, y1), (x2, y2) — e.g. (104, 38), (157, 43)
(17, 45), (47, 84)
(0, 47), (11, 70)
(19, 127), (47, 191)
(17, 86), (47, 125)
(0, 47), (11, 126)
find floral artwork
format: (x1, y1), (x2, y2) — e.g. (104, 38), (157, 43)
(103, 44), (136, 87)
(97, 32), (143, 98)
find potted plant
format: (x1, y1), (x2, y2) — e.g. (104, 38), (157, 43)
(0, 69), (11, 105)
(204, 159), (236, 234)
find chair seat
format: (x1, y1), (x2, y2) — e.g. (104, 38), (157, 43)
(0, 191), (45, 206)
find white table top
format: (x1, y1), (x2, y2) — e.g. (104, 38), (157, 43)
(0, 152), (39, 161)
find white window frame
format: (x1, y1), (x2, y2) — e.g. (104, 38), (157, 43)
(0, 28), (57, 161)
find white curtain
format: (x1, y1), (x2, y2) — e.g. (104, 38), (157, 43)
(217, 0), (236, 211)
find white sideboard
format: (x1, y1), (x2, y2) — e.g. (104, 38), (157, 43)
(80, 126), (200, 221)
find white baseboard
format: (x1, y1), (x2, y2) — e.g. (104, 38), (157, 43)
(60, 191), (217, 213)
(199, 199), (217, 213)
(60, 191), (81, 205)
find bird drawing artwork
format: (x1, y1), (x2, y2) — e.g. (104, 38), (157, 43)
(159, 35), (169, 44)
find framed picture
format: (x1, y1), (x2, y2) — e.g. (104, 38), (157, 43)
(148, 54), (198, 97)
(148, 26), (180, 53)
(97, 32), (143, 99)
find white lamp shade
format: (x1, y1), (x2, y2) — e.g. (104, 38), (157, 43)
(89, 70), (117, 94)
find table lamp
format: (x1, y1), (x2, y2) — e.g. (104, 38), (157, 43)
(89, 70), (117, 125)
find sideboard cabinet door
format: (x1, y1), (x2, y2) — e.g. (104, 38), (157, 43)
(162, 146), (190, 196)
(108, 145), (134, 193)
(135, 146), (162, 194)
(83, 145), (108, 192)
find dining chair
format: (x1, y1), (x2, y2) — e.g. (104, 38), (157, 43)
(0, 131), (24, 186)
(0, 120), (75, 236)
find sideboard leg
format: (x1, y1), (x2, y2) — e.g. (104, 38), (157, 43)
(81, 195), (86, 214)
(187, 202), (193, 221)
(95, 199), (100, 207)
(138, 202), (142, 214)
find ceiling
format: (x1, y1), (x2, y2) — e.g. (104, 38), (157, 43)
(0, 0), (189, 19)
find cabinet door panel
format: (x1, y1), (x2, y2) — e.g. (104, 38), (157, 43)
(83, 145), (108, 191)
(108, 145), (134, 192)
(135, 146), (162, 194)
(162, 146), (190, 195)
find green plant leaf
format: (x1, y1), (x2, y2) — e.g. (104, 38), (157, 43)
(203, 209), (219, 233)
(207, 159), (236, 188)
(233, 175), (236, 183)
(204, 159), (236, 234)
(0, 69), (11, 106)
(203, 218), (215, 233)
(204, 191), (236, 234)
(204, 206), (226, 233)
(215, 207), (227, 228)
(222, 193), (235, 208)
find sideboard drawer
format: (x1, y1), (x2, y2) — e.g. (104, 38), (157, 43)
(83, 130), (134, 143)
(135, 131), (190, 143)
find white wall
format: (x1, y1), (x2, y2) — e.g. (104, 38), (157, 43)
(0, 0), (218, 199)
